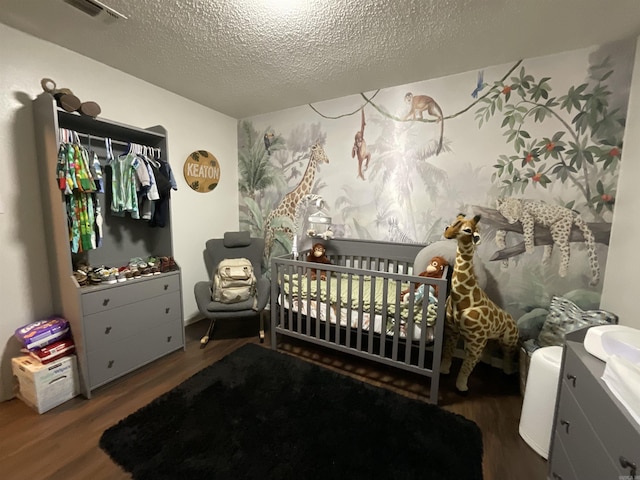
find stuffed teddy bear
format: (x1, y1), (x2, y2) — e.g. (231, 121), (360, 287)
(306, 243), (332, 280)
(401, 255), (448, 302)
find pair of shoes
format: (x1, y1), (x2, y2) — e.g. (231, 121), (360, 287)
(129, 257), (152, 277)
(88, 270), (103, 285)
(146, 256), (161, 275)
(159, 256), (177, 273)
(74, 270), (88, 286)
(116, 266), (133, 282)
(95, 266), (117, 285)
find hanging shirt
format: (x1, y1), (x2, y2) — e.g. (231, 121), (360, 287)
(110, 153), (140, 219)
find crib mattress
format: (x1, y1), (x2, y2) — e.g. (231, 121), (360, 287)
(279, 273), (438, 342)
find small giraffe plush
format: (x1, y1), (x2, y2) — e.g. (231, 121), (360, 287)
(441, 213), (519, 393)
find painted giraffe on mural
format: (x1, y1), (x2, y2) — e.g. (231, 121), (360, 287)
(263, 143), (330, 259)
(441, 213), (519, 393)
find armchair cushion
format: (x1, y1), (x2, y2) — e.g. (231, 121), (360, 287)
(223, 231), (251, 248)
(206, 297), (257, 312)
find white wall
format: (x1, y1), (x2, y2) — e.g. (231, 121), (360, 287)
(0, 24), (239, 401)
(601, 36), (640, 330)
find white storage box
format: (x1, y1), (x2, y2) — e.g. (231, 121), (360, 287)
(12, 355), (79, 413)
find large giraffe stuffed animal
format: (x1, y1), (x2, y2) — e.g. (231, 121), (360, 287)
(263, 143), (330, 258)
(441, 213), (519, 393)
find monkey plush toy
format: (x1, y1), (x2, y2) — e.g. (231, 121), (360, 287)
(306, 243), (332, 281)
(401, 255), (448, 302)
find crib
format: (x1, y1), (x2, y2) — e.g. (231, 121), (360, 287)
(269, 238), (449, 404)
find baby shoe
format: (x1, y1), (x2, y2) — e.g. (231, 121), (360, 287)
(74, 269), (88, 286)
(129, 257), (150, 276)
(96, 266), (117, 285)
(147, 256), (161, 275)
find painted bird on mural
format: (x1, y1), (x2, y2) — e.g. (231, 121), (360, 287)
(264, 132), (274, 156)
(471, 70), (485, 99)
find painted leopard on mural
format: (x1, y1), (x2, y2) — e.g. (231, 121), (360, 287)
(496, 197), (600, 286)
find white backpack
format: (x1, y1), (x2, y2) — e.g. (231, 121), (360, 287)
(212, 258), (257, 306)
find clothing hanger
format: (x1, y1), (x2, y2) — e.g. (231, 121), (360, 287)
(106, 138), (115, 163)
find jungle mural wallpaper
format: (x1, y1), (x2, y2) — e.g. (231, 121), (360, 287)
(237, 39), (635, 326)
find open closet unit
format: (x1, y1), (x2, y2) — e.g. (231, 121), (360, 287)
(32, 92), (185, 398)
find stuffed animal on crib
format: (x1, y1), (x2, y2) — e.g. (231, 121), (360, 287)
(401, 255), (448, 302)
(402, 283), (437, 306)
(306, 243), (332, 281)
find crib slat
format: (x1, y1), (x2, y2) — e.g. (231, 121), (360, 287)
(345, 272), (353, 348)
(391, 279), (401, 362)
(404, 283), (416, 365)
(367, 274), (375, 354)
(356, 275), (364, 351)
(324, 273), (331, 342)
(418, 291), (427, 369)
(335, 272), (342, 346)
(379, 277), (389, 358)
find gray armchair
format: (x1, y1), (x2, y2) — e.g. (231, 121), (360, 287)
(194, 231), (270, 348)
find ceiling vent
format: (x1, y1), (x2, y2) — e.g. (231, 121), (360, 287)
(62, 0), (128, 23)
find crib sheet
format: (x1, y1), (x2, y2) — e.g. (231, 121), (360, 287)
(280, 273), (438, 341)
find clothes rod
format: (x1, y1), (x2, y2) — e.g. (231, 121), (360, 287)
(60, 131), (159, 152)
(59, 131), (127, 148)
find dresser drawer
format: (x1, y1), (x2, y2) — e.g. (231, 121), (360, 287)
(564, 344), (640, 475)
(87, 319), (183, 389)
(83, 291), (181, 351)
(555, 383), (618, 480)
(548, 436), (577, 480)
(81, 273), (180, 315)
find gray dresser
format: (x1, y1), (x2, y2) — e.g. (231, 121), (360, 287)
(32, 93), (185, 398)
(548, 328), (640, 479)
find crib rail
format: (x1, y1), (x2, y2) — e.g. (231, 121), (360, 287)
(269, 238), (447, 404)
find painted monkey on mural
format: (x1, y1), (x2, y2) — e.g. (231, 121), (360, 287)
(352, 107), (371, 180)
(403, 92), (444, 154)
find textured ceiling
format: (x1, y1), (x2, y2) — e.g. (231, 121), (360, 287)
(1, 0), (639, 119)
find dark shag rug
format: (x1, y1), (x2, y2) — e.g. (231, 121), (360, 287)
(100, 344), (483, 480)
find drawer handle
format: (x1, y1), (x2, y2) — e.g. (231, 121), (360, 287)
(165, 307), (170, 314)
(103, 298), (110, 306)
(620, 456), (637, 476)
(566, 374), (576, 387)
(551, 473), (563, 480)
(108, 360), (114, 369)
(167, 335), (172, 343)
(164, 284), (169, 290)
(105, 326), (112, 334)
(560, 419), (570, 434)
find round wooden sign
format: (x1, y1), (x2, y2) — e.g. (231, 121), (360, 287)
(183, 150), (220, 193)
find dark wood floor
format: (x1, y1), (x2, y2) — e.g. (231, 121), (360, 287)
(0, 317), (547, 480)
